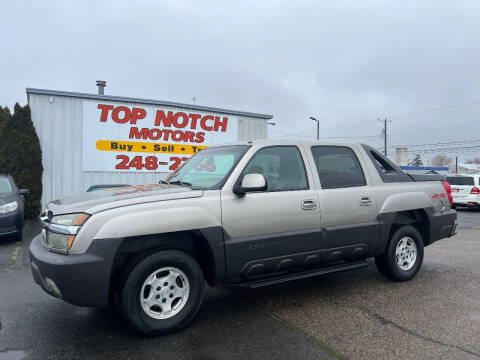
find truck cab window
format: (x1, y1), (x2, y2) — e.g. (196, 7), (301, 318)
(311, 146), (366, 189)
(243, 146), (308, 191)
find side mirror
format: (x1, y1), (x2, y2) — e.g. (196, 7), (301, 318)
(234, 173), (267, 195)
(19, 189), (30, 195)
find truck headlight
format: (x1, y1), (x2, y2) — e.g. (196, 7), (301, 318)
(52, 213), (90, 226)
(0, 201), (18, 215)
(46, 232), (76, 251)
(41, 213), (90, 253)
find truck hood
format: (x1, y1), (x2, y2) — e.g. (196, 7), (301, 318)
(47, 184), (204, 215)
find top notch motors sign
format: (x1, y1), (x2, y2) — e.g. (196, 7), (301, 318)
(82, 101), (238, 172)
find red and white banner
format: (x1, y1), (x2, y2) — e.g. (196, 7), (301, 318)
(82, 101), (238, 172)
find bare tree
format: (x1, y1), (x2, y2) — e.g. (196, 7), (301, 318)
(431, 154), (452, 167)
(466, 157), (480, 164)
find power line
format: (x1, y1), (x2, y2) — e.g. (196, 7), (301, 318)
(387, 100), (480, 120)
(315, 119), (378, 132)
(317, 99), (480, 136)
(386, 139), (480, 149)
(269, 131), (379, 140)
(269, 99), (480, 147)
(409, 145), (480, 153)
(387, 121), (480, 137)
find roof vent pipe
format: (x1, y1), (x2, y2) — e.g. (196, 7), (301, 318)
(96, 80), (106, 95)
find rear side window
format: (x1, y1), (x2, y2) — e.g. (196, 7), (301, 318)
(446, 176), (475, 186)
(311, 146), (366, 189)
(243, 146), (308, 191)
(361, 144), (412, 183)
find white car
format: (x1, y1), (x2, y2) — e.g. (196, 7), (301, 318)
(446, 174), (480, 209)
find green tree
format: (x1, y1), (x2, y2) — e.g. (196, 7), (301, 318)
(409, 154), (424, 167)
(0, 106), (11, 141)
(0, 103), (43, 218)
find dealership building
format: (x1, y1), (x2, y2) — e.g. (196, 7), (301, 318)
(27, 82), (273, 207)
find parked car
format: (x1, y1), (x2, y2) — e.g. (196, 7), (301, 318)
(86, 184), (130, 192)
(446, 174), (480, 209)
(0, 174), (29, 240)
(30, 140), (457, 335)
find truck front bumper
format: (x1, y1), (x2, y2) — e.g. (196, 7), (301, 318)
(29, 234), (122, 307)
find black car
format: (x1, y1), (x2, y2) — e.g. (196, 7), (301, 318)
(0, 175), (29, 240)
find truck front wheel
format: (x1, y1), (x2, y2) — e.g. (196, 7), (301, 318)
(120, 250), (205, 335)
(375, 225), (424, 282)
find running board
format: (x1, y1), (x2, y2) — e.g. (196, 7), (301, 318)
(235, 261), (369, 289)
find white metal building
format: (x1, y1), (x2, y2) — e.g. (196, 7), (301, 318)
(27, 84), (272, 207)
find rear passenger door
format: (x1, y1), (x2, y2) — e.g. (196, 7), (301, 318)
(309, 145), (378, 262)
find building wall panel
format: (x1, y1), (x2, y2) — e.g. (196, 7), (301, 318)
(28, 92), (269, 207)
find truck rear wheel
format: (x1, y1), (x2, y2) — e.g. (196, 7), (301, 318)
(375, 225), (424, 282)
(120, 250), (205, 335)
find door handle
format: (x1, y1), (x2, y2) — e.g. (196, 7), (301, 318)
(359, 196), (372, 206)
(301, 199), (317, 211)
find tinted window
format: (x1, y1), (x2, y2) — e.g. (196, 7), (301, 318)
(311, 146), (366, 189)
(0, 178), (13, 193)
(446, 176), (475, 186)
(243, 146), (308, 191)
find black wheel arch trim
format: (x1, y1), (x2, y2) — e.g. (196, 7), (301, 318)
(113, 226), (226, 287)
(376, 207), (457, 256)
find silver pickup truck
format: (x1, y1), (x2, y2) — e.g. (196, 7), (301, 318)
(30, 139), (457, 335)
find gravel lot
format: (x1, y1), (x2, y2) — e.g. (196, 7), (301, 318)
(0, 210), (478, 360)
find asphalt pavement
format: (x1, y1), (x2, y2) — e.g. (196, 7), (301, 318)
(455, 207), (480, 228)
(242, 210), (480, 359)
(0, 210), (479, 360)
(0, 221), (335, 360)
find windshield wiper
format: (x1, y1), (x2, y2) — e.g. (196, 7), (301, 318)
(168, 180), (194, 187)
(159, 179), (202, 189)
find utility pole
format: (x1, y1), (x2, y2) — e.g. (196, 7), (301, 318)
(309, 117), (319, 140)
(455, 156), (458, 174)
(378, 118), (391, 156)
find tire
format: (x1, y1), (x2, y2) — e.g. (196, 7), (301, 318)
(375, 225), (424, 282)
(120, 250), (205, 335)
(14, 227), (23, 241)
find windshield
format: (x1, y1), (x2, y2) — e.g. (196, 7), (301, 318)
(167, 145), (250, 189)
(0, 178), (13, 193)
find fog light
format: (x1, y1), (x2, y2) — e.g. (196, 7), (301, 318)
(45, 277), (62, 298)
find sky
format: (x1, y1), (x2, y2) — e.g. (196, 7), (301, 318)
(1, 0), (480, 164)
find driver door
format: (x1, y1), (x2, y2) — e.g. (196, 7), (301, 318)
(221, 145), (322, 278)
